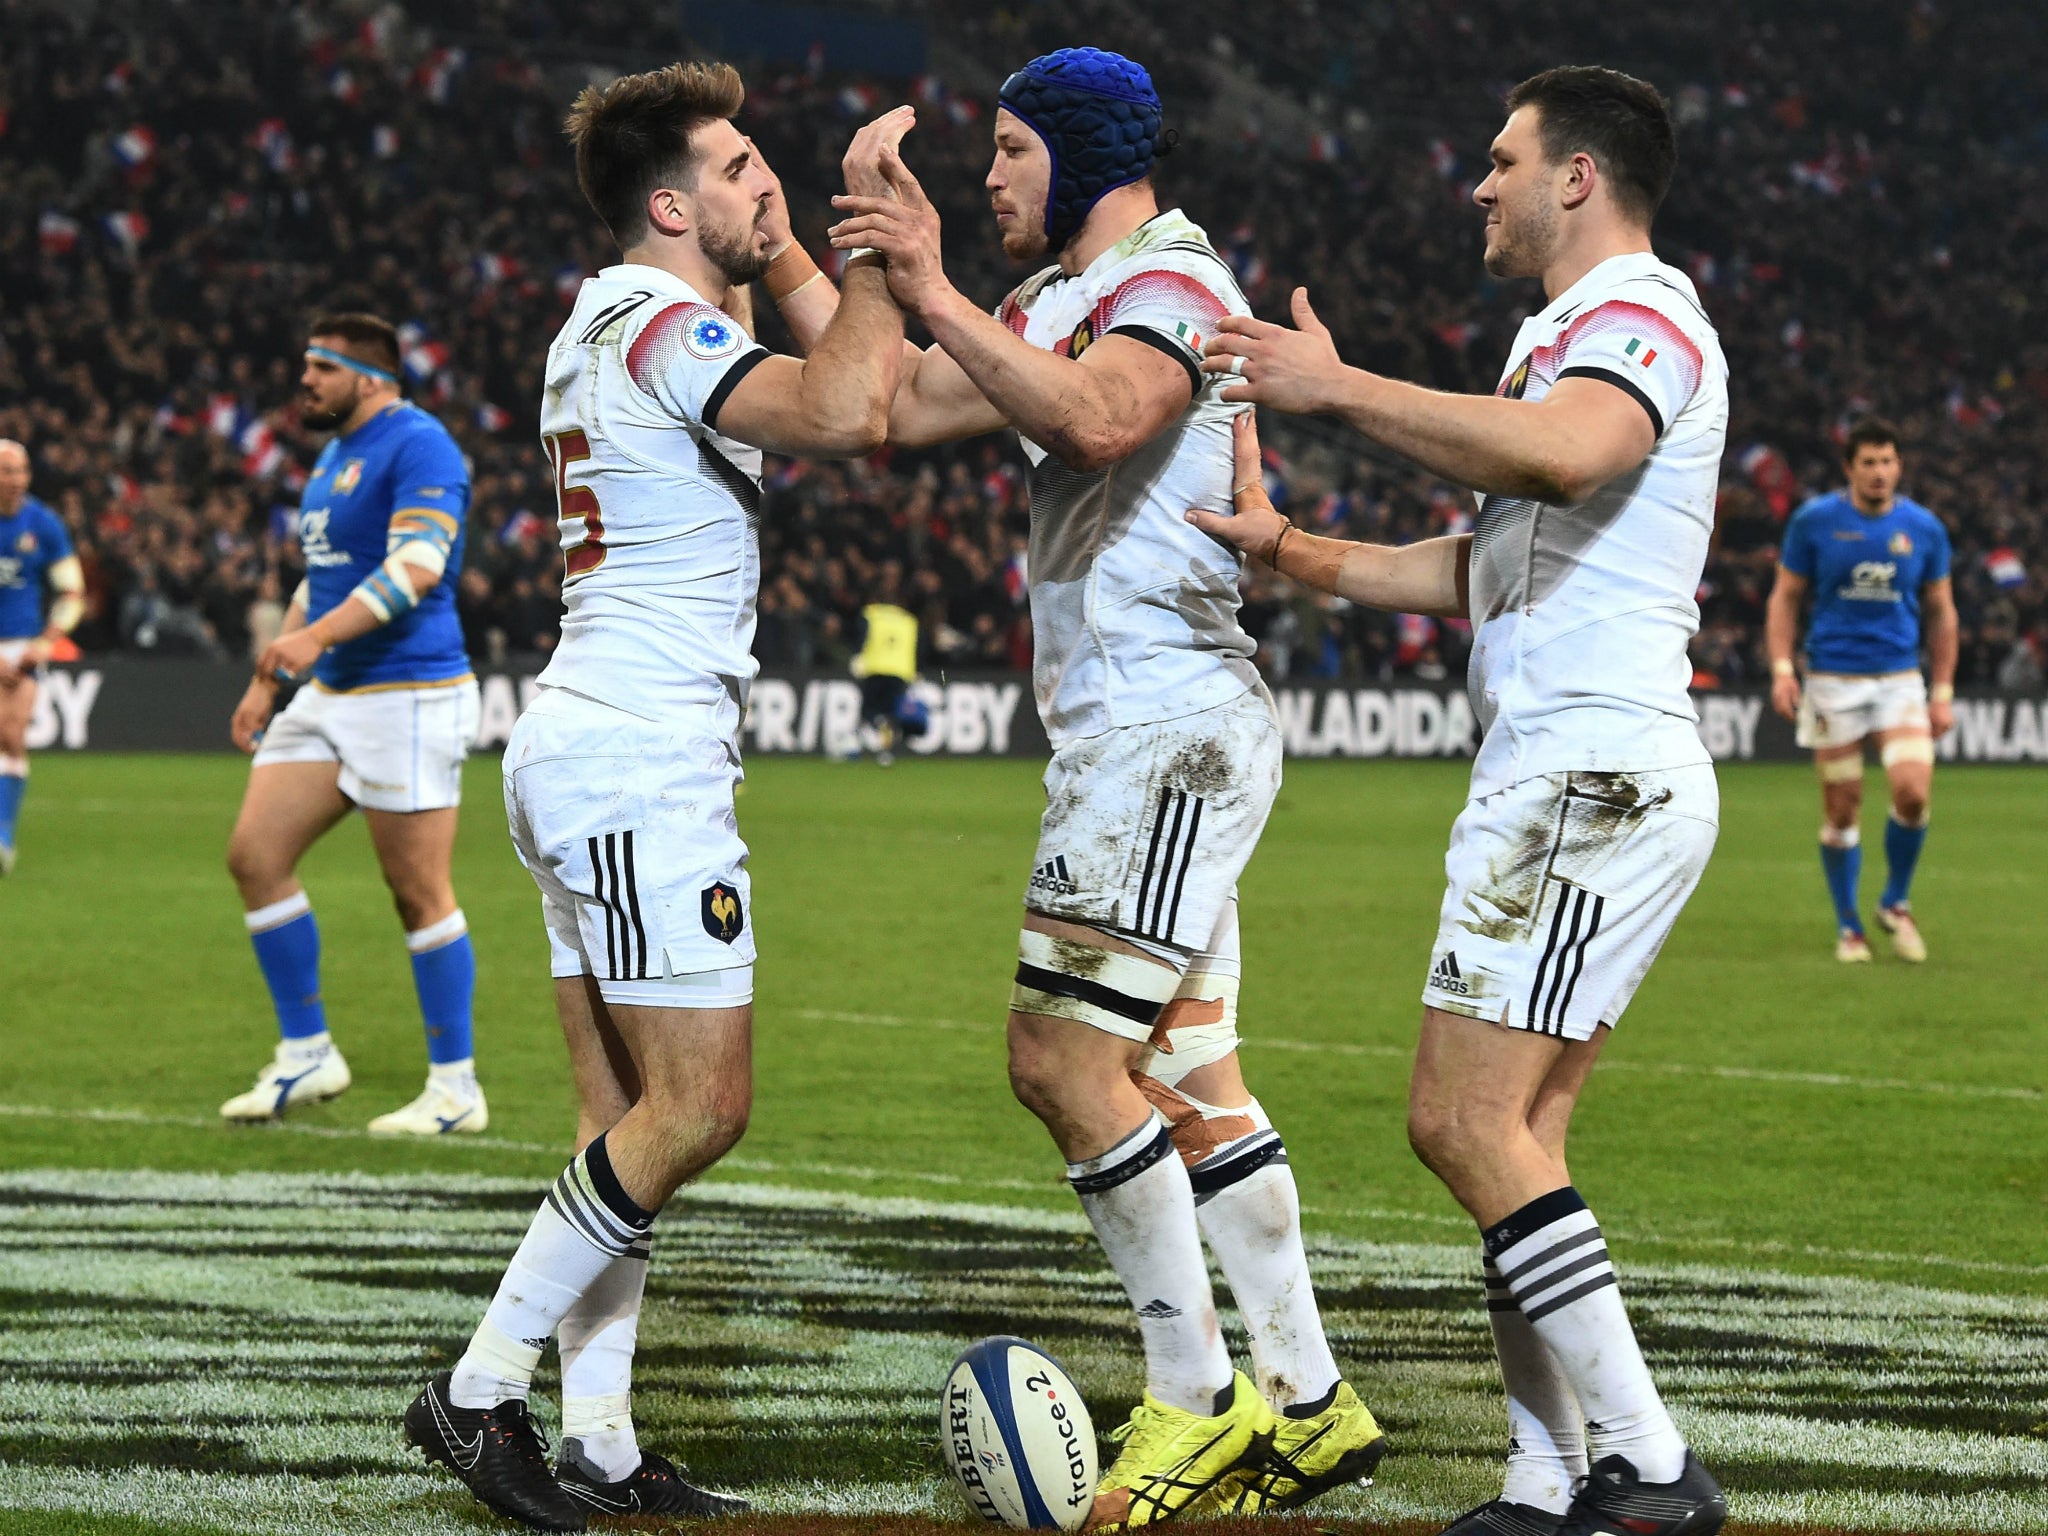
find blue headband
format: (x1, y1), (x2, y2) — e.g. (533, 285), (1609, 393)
(998, 47), (1163, 253)
(307, 344), (399, 384)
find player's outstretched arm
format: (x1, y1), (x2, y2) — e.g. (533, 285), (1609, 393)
(1763, 565), (1808, 719)
(827, 147), (1189, 468)
(1186, 413), (1470, 618)
(1202, 288), (1655, 503)
(714, 257), (905, 459)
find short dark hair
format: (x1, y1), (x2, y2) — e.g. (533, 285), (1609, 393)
(565, 61), (746, 247)
(1505, 66), (1676, 225)
(306, 311), (401, 378)
(1843, 417), (1901, 462)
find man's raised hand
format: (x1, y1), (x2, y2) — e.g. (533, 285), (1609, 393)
(1200, 287), (1348, 416)
(841, 105), (916, 200)
(1184, 412), (1289, 564)
(827, 143), (948, 315)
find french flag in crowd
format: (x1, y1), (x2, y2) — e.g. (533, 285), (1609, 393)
(838, 83), (879, 117)
(417, 48), (467, 105)
(554, 264), (584, 302)
(945, 96), (981, 127)
(474, 252), (519, 287)
(475, 402), (513, 433)
(102, 211), (150, 253)
(239, 418), (285, 480)
(111, 125), (157, 169)
(255, 118), (296, 172)
(1428, 138), (1458, 178)
(206, 393), (245, 440)
(371, 125), (400, 159)
(398, 322), (450, 381)
(327, 68), (361, 105)
(1309, 131), (1343, 163)
(38, 211), (81, 256)
(1984, 547), (2026, 590)
(358, 14), (395, 54)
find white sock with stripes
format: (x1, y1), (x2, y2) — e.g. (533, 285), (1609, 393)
(1189, 1102), (1341, 1412)
(559, 1239), (652, 1481)
(1484, 1250), (1587, 1513)
(1068, 1114), (1234, 1415)
(1484, 1187), (1685, 1483)
(450, 1133), (655, 1409)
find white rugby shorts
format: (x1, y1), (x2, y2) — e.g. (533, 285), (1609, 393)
(252, 677), (479, 812)
(503, 685), (755, 1005)
(1796, 670), (1929, 750)
(1422, 765), (1718, 1041)
(1023, 689), (1281, 1040)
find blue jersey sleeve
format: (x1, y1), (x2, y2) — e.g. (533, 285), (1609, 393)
(1780, 503), (1818, 578)
(1923, 514), (1952, 584)
(386, 427), (469, 555)
(35, 505), (75, 566)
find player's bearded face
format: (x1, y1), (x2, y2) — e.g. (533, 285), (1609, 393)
(987, 112), (1052, 260)
(696, 192), (774, 286)
(299, 352), (362, 431)
(1478, 109), (1560, 280)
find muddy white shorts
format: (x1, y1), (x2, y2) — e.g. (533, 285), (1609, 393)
(503, 685), (755, 1006)
(1796, 670), (1928, 750)
(1028, 688), (1281, 953)
(252, 676), (479, 812)
(1422, 765), (1719, 1040)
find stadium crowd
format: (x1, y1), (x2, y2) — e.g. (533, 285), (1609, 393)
(0, 0), (2041, 689)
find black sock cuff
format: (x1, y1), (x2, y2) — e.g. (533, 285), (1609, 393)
(582, 1132), (657, 1230)
(1068, 1119), (1174, 1196)
(1480, 1185), (1587, 1258)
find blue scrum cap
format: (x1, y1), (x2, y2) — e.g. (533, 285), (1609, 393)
(997, 47), (1163, 252)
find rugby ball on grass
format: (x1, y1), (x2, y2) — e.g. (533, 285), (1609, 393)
(940, 1336), (1098, 1530)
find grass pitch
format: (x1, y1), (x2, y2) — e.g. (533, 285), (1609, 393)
(1, 753), (2044, 1535)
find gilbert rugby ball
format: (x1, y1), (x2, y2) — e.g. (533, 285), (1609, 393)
(940, 1336), (1098, 1531)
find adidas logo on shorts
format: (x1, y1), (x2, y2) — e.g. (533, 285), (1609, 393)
(1430, 951), (1470, 995)
(1029, 855), (1079, 897)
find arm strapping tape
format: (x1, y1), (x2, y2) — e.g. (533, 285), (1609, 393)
(46, 556), (85, 633)
(351, 508), (458, 623)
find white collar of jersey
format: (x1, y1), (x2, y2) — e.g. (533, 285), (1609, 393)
(599, 261), (715, 307)
(1059, 208), (1207, 289)
(1541, 249), (1691, 321)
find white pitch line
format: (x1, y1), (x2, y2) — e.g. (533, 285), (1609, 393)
(795, 1008), (2043, 1102)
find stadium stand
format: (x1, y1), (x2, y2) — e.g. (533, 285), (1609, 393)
(0, 0), (2040, 686)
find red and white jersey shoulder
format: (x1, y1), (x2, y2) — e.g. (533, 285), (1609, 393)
(998, 210), (1262, 748)
(536, 263), (770, 720)
(1466, 252), (1729, 795)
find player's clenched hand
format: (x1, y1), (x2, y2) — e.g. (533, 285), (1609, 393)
(230, 679), (277, 754)
(1770, 672), (1801, 720)
(1202, 288), (1347, 415)
(1184, 413), (1289, 563)
(840, 106), (916, 200)
(828, 146), (947, 315)
(257, 627), (325, 688)
(1929, 697), (1954, 737)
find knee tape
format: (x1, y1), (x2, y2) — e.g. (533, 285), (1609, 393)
(1880, 735), (1934, 767)
(1130, 1082), (1287, 1202)
(1817, 752), (1866, 784)
(1819, 823), (1861, 850)
(1012, 928), (1179, 1037)
(0, 754), (25, 777)
(1138, 969), (1242, 1088)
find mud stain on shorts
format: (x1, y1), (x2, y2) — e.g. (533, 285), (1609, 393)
(1457, 772), (1669, 943)
(1164, 737), (1235, 800)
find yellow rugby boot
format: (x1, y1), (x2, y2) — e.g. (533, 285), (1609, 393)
(1210, 1380), (1388, 1513)
(1086, 1370), (1273, 1529)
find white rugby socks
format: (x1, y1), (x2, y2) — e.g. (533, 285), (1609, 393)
(1485, 1250), (1588, 1513)
(1185, 1098), (1340, 1412)
(558, 1241), (652, 1481)
(451, 1133), (655, 1409)
(1068, 1113), (1233, 1415)
(1484, 1187), (1685, 1483)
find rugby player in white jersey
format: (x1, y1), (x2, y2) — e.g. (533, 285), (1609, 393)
(403, 62), (903, 1532)
(775, 47), (1384, 1526)
(1193, 67), (1729, 1536)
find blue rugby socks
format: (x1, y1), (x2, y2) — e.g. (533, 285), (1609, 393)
(0, 755), (26, 851)
(1818, 825), (1863, 933)
(245, 891), (327, 1042)
(406, 908), (476, 1072)
(1880, 811), (1929, 910)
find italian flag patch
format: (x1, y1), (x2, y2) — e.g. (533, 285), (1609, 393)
(1174, 320), (1204, 352)
(1624, 336), (1659, 368)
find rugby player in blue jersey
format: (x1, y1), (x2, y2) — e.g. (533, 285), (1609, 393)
(220, 313), (487, 1132)
(0, 439), (87, 875)
(1766, 419), (1957, 962)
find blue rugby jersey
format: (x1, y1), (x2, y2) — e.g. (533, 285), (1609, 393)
(297, 401), (472, 691)
(1781, 492), (1952, 676)
(0, 497), (73, 640)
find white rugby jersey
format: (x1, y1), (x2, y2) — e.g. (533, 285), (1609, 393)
(536, 264), (769, 721)
(1466, 251), (1728, 796)
(999, 210), (1262, 748)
